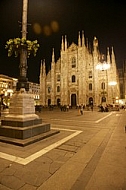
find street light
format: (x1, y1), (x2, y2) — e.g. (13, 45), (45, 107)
(96, 61), (110, 71)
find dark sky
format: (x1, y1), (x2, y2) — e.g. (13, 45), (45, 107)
(0, 0), (126, 83)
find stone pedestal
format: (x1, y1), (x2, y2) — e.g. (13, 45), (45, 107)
(0, 88), (59, 146)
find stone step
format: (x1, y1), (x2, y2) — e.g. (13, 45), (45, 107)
(0, 129), (60, 146)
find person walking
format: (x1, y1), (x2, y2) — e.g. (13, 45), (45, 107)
(80, 104), (84, 115)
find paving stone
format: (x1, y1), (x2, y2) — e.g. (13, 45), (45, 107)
(1, 175), (25, 190)
(0, 184), (11, 190)
(19, 183), (37, 190)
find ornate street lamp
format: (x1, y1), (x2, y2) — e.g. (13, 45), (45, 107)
(5, 0), (39, 91)
(0, 0), (52, 146)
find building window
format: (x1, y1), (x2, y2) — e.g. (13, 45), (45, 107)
(101, 82), (105, 90)
(48, 87), (51, 94)
(57, 86), (60, 92)
(72, 57), (76, 68)
(89, 83), (92, 90)
(89, 70), (92, 78)
(72, 75), (76, 82)
(57, 74), (60, 81)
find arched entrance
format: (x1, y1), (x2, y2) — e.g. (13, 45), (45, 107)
(101, 96), (106, 103)
(48, 99), (51, 106)
(57, 98), (60, 106)
(89, 97), (93, 105)
(71, 94), (76, 107)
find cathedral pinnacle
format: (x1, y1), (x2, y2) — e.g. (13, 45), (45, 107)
(61, 35), (64, 51)
(52, 48), (55, 63)
(65, 35), (67, 50)
(107, 47), (111, 64)
(82, 30), (85, 47)
(78, 31), (81, 47)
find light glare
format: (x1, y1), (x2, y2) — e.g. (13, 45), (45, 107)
(109, 81), (117, 86)
(96, 61), (110, 71)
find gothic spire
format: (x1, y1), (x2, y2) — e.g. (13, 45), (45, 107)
(107, 47), (111, 64)
(78, 31), (81, 47)
(111, 46), (116, 64)
(86, 38), (89, 49)
(61, 35), (64, 51)
(40, 60), (43, 73)
(82, 30), (85, 47)
(52, 48), (55, 63)
(65, 35), (67, 51)
(42, 59), (46, 76)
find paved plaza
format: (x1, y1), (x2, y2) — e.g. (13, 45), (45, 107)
(0, 108), (126, 190)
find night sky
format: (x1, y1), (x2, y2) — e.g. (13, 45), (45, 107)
(0, 0), (126, 83)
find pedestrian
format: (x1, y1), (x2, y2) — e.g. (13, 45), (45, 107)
(66, 105), (69, 111)
(91, 104), (93, 111)
(80, 104), (84, 115)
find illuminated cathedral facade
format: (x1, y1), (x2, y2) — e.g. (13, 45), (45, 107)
(39, 31), (120, 107)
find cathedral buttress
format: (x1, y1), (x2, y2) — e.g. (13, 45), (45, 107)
(60, 35), (68, 105)
(51, 48), (55, 105)
(40, 60), (46, 106)
(92, 36), (99, 105)
(65, 35), (67, 51)
(61, 36), (64, 51)
(107, 47), (111, 64)
(82, 30), (85, 47)
(78, 31), (81, 47)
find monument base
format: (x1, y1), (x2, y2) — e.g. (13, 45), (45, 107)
(0, 128), (59, 147)
(0, 88), (59, 146)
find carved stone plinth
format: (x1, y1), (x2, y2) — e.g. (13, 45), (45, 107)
(0, 88), (59, 146)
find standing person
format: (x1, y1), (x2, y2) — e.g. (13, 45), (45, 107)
(91, 104), (93, 111)
(66, 104), (69, 111)
(80, 104), (84, 115)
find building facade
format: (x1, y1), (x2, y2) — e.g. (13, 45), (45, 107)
(40, 31), (120, 107)
(0, 74), (40, 106)
(118, 61), (126, 105)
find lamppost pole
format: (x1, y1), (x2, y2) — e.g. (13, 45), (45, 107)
(22, 0), (28, 39)
(16, 0), (29, 91)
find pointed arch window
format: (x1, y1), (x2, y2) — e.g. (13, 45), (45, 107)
(101, 82), (105, 90)
(72, 75), (76, 82)
(57, 74), (60, 81)
(48, 87), (51, 94)
(89, 83), (92, 90)
(72, 57), (76, 68)
(89, 70), (92, 78)
(57, 86), (60, 92)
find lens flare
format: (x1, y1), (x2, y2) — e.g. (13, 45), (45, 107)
(33, 23), (42, 35)
(43, 25), (51, 36)
(50, 21), (59, 32)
